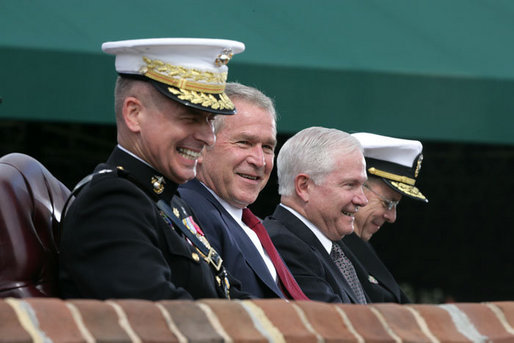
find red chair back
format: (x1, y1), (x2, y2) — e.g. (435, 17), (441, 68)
(0, 153), (70, 297)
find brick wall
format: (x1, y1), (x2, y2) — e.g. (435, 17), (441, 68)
(1, 298), (513, 342)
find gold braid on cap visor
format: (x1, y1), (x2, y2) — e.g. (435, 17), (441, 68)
(369, 167), (427, 200)
(139, 57), (234, 111)
(367, 167), (416, 185)
(390, 181), (427, 200)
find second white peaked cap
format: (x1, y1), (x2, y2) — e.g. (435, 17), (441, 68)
(102, 38), (245, 115)
(352, 132), (428, 202)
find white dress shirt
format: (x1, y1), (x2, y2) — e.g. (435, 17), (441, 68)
(280, 203), (334, 255)
(202, 183), (278, 283)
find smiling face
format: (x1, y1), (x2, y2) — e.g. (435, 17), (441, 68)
(303, 149), (369, 241)
(128, 88), (216, 184)
(354, 178), (402, 241)
(197, 98), (277, 208)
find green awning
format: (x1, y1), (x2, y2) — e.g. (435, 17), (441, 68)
(1, 0), (514, 144)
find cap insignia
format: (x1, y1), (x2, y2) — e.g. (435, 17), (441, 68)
(215, 48), (233, 66)
(151, 175), (165, 194)
(414, 154), (423, 178)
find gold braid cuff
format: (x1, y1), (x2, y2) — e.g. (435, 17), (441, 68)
(368, 167), (416, 185)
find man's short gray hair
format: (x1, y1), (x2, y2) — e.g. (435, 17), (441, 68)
(213, 82), (277, 133)
(277, 126), (362, 196)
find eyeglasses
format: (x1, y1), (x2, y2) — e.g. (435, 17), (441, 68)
(363, 184), (399, 211)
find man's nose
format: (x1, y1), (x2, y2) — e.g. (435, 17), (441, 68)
(384, 207), (397, 223)
(195, 118), (216, 147)
(247, 145), (266, 167)
(355, 187), (369, 207)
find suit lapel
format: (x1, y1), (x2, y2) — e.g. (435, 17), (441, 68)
(272, 206), (359, 303)
(186, 180), (283, 297)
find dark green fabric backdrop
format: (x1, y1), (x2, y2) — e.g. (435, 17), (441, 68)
(2, 0), (514, 144)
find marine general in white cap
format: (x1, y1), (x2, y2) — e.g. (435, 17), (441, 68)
(59, 38), (251, 301)
(102, 38), (245, 115)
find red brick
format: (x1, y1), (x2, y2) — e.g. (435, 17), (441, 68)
(456, 303), (514, 341)
(249, 299), (318, 343)
(492, 302), (514, 329)
(0, 300), (32, 343)
(2, 298), (514, 342)
(372, 303), (433, 342)
(337, 303), (396, 342)
(25, 298), (86, 343)
(294, 301), (358, 342)
(69, 299), (132, 342)
(114, 299), (180, 343)
(409, 304), (471, 342)
(200, 299), (268, 342)
(159, 300), (225, 342)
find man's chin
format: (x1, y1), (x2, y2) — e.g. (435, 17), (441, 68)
(171, 169), (196, 185)
(338, 225), (355, 238)
(231, 194), (258, 209)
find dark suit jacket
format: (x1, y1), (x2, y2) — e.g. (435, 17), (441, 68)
(265, 205), (365, 303)
(343, 233), (411, 303)
(59, 147), (239, 300)
(179, 179), (284, 298)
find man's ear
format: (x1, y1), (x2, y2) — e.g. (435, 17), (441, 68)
(295, 173), (311, 202)
(122, 96), (143, 133)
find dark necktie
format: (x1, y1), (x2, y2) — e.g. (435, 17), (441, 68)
(242, 208), (310, 301)
(330, 243), (367, 304)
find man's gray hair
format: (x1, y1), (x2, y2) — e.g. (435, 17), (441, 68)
(213, 82), (277, 133)
(114, 76), (132, 119)
(277, 126), (362, 196)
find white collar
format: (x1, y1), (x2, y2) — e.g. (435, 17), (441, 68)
(117, 144), (154, 169)
(200, 181), (243, 223)
(197, 181), (278, 282)
(279, 204), (333, 255)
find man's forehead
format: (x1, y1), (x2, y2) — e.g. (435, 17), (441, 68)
(224, 110), (275, 133)
(333, 148), (365, 165)
(231, 129), (277, 145)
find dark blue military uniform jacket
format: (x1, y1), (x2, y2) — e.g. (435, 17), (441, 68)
(59, 147), (246, 300)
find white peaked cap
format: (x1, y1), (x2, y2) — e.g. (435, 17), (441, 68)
(352, 132), (422, 168)
(102, 38), (245, 115)
(352, 132), (428, 202)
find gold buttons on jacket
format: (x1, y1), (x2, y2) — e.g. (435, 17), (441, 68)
(191, 252), (200, 262)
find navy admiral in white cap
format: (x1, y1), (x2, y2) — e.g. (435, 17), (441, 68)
(59, 38), (249, 300)
(343, 132), (428, 303)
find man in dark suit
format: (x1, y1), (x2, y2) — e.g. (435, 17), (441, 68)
(343, 132), (428, 303)
(179, 83), (307, 299)
(264, 127), (370, 303)
(59, 38), (249, 300)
